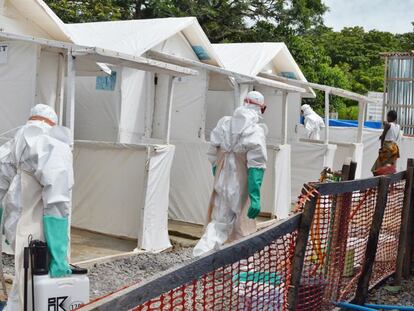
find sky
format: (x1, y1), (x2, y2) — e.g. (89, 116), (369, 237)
(323, 0), (414, 34)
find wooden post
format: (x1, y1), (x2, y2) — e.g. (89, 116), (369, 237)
(281, 91), (288, 145)
(341, 163), (351, 181)
(233, 81), (241, 110)
(395, 166), (414, 283)
(324, 90), (330, 144)
(164, 76), (175, 144)
(55, 53), (65, 125)
(349, 161), (358, 181)
(287, 194), (318, 311)
(404, 158), (414, 276)
(357, 101), (366, 144)
(381, 57), (388, 123)
(354, 176), (391, 305)
(65, 50), (76, 141)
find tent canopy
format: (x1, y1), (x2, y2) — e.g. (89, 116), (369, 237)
(66, 17), (223, 67)
(213, 42), (315, 98)
(0, 0), (71, 41)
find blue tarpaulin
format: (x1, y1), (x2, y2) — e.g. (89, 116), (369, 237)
(300, 116), (381, 129)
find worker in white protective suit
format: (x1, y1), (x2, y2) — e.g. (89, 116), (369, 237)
(301, 104), (325, 140)
(193, 91), (268, 257)
(0, 104), (73, 310)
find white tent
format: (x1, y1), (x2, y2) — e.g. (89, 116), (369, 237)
(65, 20), (306, 232)
(0, 2), (198, 254)
(64, 18), (226, 251)
(0, 0), (72, 131)
(200, 42), (314, 221)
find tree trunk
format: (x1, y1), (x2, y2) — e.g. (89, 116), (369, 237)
(134, 0), (144, 19)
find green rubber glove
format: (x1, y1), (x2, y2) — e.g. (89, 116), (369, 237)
(43, 215), (72, 278)
(212, 165), (217, 176)
(247, 167), (265, 219)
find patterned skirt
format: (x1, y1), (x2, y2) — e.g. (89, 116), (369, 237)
(371, 141), (400, 175)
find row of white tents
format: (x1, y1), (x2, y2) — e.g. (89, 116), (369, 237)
(1, 0), (413, 255)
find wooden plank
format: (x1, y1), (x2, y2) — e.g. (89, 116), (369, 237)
(78, 214), (302, 311)
(389, 171), (408, 183)
(287, 195), (318, 311)
(149, 50), (306, 93)
(316, 177), (380, 196)
(395, 166), (413, 283)
(354, 177), (391, 305)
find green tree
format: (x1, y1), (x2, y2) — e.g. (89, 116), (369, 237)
(45, 0), (122, 23)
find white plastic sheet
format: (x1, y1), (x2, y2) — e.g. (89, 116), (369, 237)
(261, 144), (292, 219)
(38, 50), (60, 108)
(169, 141), (213, 225)
(72, 142), (175, 252)
(72, 142), (147, 239)
(74, 69), (122, 142)
(66, 17), (222, 66)
(0, 41), (37, 133)
(169, 142), (292, 224)
(140, 145), (175, 251)
(291, 142), (336, 201)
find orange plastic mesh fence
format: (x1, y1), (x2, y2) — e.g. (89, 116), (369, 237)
(297, 179), (406, 309)
(370, 180), (405, 287)
(89, 176), (407, 311)
(134, 232), (297, 310)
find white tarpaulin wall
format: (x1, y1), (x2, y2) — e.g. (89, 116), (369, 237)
(290, 141), (337, 202)
(140, 145), (175, 251)
(266, 144), (291, 219)
(169, 142), (292, 224)
(72, 142), (174, 251)
(0, 40), (61, 134)
(169, 141), (213, 224)
(0, 41), (37, 132)
(326, 127), (414, 178)
(72, 142), (147, 238)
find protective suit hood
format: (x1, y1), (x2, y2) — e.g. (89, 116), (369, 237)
(231, 106), (260, 135)
(301, 104), (313, 117)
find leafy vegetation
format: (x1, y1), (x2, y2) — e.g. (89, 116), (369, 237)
(46, 0), (414, 118)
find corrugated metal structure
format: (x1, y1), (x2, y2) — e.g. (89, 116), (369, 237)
(382, 52), (414, 135)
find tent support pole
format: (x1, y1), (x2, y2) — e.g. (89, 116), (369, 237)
(382, 57), (389, 123)
(55, 53), (65, 125)
(165, 76), (176, 144)
(234, 81), (240, 110)
(357, 101), (366, 143)
(65, 50), (76, 141)
(324, 90), (330, 144)
(199, 71), (210, 141)
(282, 92), (288, 145)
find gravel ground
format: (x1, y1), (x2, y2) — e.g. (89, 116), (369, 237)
(1, 247), (194, 300)
(88, 246), (194, 299)
(1, 254), (15, 277)
(368, 276), (414, 306)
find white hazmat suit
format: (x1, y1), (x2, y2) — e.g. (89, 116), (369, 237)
(193, 91), (268, 257)
(0, 104), (73, 310)
(301, 104), (325, 140)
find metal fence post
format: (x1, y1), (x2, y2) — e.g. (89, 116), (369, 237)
(354, 176), (392, 305)
(287, 193), (319, 311)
